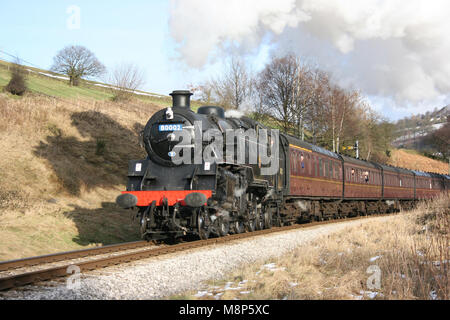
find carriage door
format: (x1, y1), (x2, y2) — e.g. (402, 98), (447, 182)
(277, 136), (288, 192)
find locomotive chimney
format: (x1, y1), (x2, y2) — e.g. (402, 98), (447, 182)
(170, 90), (193, 109)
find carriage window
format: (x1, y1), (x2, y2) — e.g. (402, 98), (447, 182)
(308, 154), (311, 175)
(300, 153), (305, 171)
(351, 168), (355, 182)
(364, 171), (369, 183)
(314, 156), (317, 176)
(319, 158), (322, 177)
(330, 162), (333, 179)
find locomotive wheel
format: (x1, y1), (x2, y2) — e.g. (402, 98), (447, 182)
(140, 214), (148, 236)
(256, 215), (264, 230)
(255, 207), (264, 230)
(197, 212), (210, 240)
(246, 218), (257, 232)
(256, 213), (264, 230)
(234, 220), (245, 234)
(264, 211), (272, 229)
(218, 218), (230, 237)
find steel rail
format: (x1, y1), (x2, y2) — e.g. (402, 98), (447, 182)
(0, 240), (151, 272)
(0, 214), (393, 291)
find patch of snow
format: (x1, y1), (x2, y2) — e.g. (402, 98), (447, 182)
(38, 72), (69, 80)
(369, 255), (382, 262)
(359, 290), (384, 299)
(263, 263), (277, 269)
(238, 280), (248, 286)
(194, 290), (209, 297)
(224, 286), (243, 291)
(223, 282), (234, 290)
(429, 290), (438, 300)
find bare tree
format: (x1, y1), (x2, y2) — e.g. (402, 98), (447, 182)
(51, 45), (106, 86)
(188, 82), (216, 105)
(108, 63), (145, 101)
(257, 54), (299, 134)
(305, 68), (330, 144)
(210, 57), (253, 109)
(292, 59), (311, 140)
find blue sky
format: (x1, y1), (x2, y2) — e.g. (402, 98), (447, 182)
(0, 1), (268, 95)
(0, 1), (194, 94)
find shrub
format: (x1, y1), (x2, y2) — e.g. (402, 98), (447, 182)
(96, 139), (106, 155)
(5, 63), (27, 96)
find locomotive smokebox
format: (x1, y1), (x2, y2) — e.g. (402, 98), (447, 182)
(170, 90), (193, 109)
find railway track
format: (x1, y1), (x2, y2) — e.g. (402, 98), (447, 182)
(0, 213), (393, 292)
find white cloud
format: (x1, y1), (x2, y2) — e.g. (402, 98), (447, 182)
(169, 0), (450, 111)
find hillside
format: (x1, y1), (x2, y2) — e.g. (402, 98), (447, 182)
(0, 91), (167, 260)
(0, 58), (180, 260)
(0, 60), (448, 261)
(387, 149), (449, 174)
(393, 105), (449, 150)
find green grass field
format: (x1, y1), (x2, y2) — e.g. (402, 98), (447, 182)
(0, 59), (207, 108)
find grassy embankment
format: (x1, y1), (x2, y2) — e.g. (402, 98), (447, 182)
(0, 59), (190, 260)
(174, 195), (449, 300)
(388, 148), (449, 175)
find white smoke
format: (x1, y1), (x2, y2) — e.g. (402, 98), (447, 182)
(169, 0), (450, 110)
(224, 109), (245, 119)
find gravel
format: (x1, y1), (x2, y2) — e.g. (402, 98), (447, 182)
(0, 216), (393, 300)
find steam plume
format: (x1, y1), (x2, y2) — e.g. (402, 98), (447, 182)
(169, 0), (450, 110)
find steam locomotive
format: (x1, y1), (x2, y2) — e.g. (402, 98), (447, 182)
(116, 90), (450, 241)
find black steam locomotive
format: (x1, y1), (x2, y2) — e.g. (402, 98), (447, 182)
(117, 90), (450, 241)
(117, 90), (282, 240)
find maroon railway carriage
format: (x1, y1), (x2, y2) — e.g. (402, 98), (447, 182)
(444, 175), (450, 192)
(282, 134), (442, 219)
(379, 165), (415, 200)
(414, 171), (444, 199)
(287, 139), (343, 198)
(341, 156), (382, 199)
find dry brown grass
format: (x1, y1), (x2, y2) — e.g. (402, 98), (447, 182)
(0, 93), (162, 260)
(177, 195), (449, 300)
(388, 149), (448, 174)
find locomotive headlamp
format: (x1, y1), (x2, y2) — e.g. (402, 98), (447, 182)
(184, 192), (207, 207)
(166, 107), (174, 120)
(116, 193), (138, 209)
